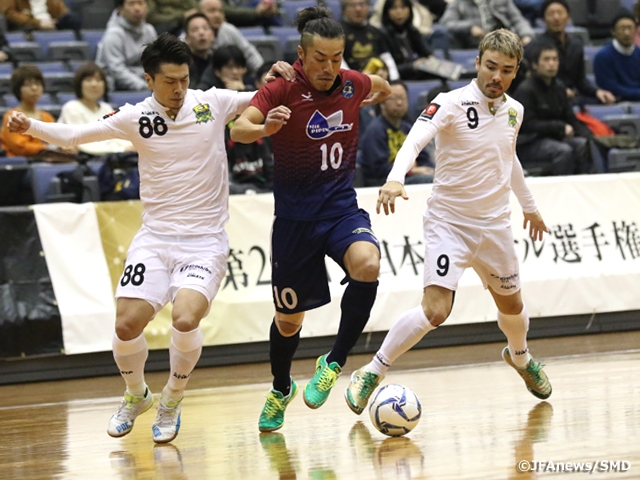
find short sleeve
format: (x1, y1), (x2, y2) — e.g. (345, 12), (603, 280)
(250, 79), (286, 117)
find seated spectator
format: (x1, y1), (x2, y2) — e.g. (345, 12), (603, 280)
(3, 0), (81, 36)
(147, 0), (198, 35)
(514, 41), (593, 175)
(96, 0), (158, 92)
(440, 0), (533, 49)
(222, 0), (281, 28)
(340, 0), (400, 81)
(371, 0), (439, 36)
(199, 0), (264, 75)
(380, 0), (437, 80)
(198, 44), (253, 90)
(525, 0), (615, 105)
(57, 63), (134, 156)
(593, 11), (640, 102)
(184, 12), (215, 88)
(1, 66), (54, 157)
(359, 81), (434, 186)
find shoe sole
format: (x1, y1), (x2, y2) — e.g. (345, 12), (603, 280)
(302, 385), (326, 410)
(107, 396), (154, 438)
(502, 348), (552, 400)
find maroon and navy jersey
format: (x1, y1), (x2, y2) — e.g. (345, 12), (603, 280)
(251, 60), (372, 220)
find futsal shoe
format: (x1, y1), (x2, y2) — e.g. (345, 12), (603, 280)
(345, 368), (384, 415)
(259, 380), (298, 432)
(152, 399), (182, 444)
(303, 354), (342, 409)
(502, 347), (552, 399)
(107, 387), (154, 438)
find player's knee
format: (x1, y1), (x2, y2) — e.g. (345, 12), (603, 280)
(349, 257), (380, 282)
(114, 318), (146, 341)
(423, 305), (449, 327)
(275, 318), (302, 337)
(171, 314), (200, 333)
(498, 301), (524, 316)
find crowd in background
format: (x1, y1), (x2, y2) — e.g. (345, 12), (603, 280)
(0, 0), (638, 201)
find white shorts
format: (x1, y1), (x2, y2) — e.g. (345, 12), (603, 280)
(423, 215), (520, 295)
(115, 226), (229, 311)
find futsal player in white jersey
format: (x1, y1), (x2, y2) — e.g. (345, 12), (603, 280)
(344, 29), (553, 415)
(8, 33), (293, 444)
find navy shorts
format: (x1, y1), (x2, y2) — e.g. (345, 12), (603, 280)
(271, 209), (379, 314)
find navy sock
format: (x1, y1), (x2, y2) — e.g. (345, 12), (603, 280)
(327, 279), (378, 367)
(270, 319), (300, 396)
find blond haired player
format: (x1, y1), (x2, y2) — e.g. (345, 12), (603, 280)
(345, 29), (553, 415)
(8, 33), (292, 443)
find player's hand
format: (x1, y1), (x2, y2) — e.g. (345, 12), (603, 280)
(377, 180), (408, 215)
(523, 210), (549, 242)
(7, 111), (31, 134)
(263, 105), (291, 136)
(265, 61), (295, 83)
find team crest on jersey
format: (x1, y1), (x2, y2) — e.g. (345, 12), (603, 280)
(341, 80), (354, 99)
(306, 110), (353, 140)
(193, 103), (213, 124)
(508, 107), (517, 127)
(420, 103), (440, 120)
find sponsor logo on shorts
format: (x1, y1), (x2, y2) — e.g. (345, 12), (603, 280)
(180, 264), (212, 275)
(352, 227), (374, 235)
(491, 272), (519, 290)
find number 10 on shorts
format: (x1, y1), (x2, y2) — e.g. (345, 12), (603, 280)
(273, 286), (298, 310)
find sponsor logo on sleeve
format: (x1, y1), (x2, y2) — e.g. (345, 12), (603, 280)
(341, 80), (354, 99)
(420, 103), (440, 120)
(508, 107), (517, 127)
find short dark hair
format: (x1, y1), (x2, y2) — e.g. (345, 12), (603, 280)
(529, 39), (558, 65)
(73, 62), (109, 102)
(388, 79), (407, 93)
(254, 62), (271, 80)
(141, 32), (193, 78)
(612, 9), (636, 29)
(541, 0), (569, 17)
(296, 6), (344, 50)
(11, 66), (44, 100)
(184, 12), (213, 33)
(115, 0), (147, 8)
(382, 0), (413, 28)
(212, 45), (247, 71)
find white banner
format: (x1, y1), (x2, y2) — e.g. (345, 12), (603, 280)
(33, 203), (115, 354)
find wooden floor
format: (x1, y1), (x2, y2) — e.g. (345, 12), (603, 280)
(2, 331), (640, 480)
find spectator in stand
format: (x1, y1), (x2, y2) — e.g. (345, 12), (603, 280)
(525, 0), (615, 105)
(197, 44), (253, 91)
(440, 0), (534, 49)
(1, 66), (54, 157)
(183, 12), (216, 88)
(593, 11), (640, 102)
(57, 62), (134, 156)
(380, 0), (437, 80)
(222, 0), (281, 28)
(199, 0), (264, 75)
(340, 0), (400, 81)
(358, 81), (433, 186)
(514, 41), (593, 175)
(96, 0), (158, 92)
(147, 0), (198, 35)
(2, 0), (81, 35)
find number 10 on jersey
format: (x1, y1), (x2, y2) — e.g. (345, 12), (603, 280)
(320, 142), (343, 171)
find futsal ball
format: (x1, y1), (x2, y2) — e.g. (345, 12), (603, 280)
(369, 384), (422, 437)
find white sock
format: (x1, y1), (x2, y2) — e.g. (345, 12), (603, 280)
(163, 326), (203, 404)
(365, 305), (436, 376)
(112, 332), (148, 396)
(497, 304), (531, 368)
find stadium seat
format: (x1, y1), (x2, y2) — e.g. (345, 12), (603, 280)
(7, 42), (42, 62)
(270, 26), (300, 54)
(405, 80), (442, 120)
(247, 36), (282, 65)
(6, 32), (25, 44)
(237, 26), (266, 38)
(43, 72), (76, 93)
(604, 114), (640, 137)
(608, 148), (640, 172)
(32, 30), (76, 53)
(448, 49), (478, 74)
(0, 74), (11, 95)
(0, 64), (12, 75)
(3, 93), (54, 107)
(48, 41), (92, 61)
(57, 93), (77, 104)
(109, 91), (148, 107)
(323, 0), (342, 20)
(585, 104), (628, 121)
(0, 156), (28, 166)
(80, 29), (105, 58)
(583, 45), (601, 74)
(621, 0), (635, 10)
(30, 162), (79, 203)
(22, 61), (67, 73)
(281, 0), (316, 25)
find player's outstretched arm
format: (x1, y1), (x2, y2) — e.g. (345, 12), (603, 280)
(377, 180), (408, 215)
(523, 210), (549, 242)
(230, 105), (290, 144)
(361, 74), (391, 107)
